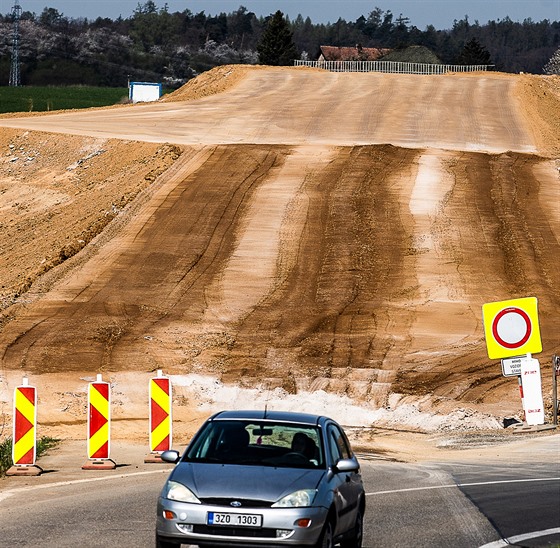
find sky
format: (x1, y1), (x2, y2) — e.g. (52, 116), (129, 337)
(1, 0), (559, 30)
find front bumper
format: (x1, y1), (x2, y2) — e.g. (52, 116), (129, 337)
(156, 497), (327, 546)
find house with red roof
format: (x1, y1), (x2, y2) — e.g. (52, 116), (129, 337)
(317, 45), (392, 62)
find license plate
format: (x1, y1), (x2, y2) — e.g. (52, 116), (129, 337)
(207, 512), (263, 528)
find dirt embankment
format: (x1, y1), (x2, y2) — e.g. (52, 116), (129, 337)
(0, 66), (558, 445)
(516, 73), (560, 158)
(1, 67), (556, 315)
(0, 133), (181, 314)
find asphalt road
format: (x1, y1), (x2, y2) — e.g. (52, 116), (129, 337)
(0, 443), (558, 547)
(362, 456), (560, 547)
(444, 460), (560, 547)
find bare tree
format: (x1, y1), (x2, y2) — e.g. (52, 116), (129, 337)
(543, 47), (560, 75)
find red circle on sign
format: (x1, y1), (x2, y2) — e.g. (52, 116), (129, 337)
(492, 307), (532, 349)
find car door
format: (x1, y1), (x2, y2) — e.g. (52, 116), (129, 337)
(325, 424), (362, 535)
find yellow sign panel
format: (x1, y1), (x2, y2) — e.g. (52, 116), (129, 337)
(482, 297), (542, 360)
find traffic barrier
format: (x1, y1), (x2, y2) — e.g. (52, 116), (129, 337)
(82, 374), (116, 470)
(145, 370), (172, 463)
(6, 377), (42, 476)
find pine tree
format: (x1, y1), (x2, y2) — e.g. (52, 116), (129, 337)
(457, 38), (492, 66)
(543, 47), (560, 75)
(257, 11), (298, 66)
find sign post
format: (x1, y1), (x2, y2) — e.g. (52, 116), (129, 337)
(553, 355), (560, 426)
(520, 356), (545, 425)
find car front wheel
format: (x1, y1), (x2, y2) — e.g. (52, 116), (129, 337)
(340, 507), (363, 548)
(315, 519), (334, 548)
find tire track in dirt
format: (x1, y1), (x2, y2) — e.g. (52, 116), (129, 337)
(0, 146), (288, 373)
(219, 146), (419, 403)
(203, 146), (337, 325)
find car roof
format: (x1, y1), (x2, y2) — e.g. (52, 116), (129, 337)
(209, 409), (328, 426)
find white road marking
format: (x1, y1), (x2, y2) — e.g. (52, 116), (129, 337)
(366, 476), (560, 496)
(478, 527), (560, 547)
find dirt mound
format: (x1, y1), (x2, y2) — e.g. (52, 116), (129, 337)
(162, 64), (261, 102)
(162, 64), (319, 103)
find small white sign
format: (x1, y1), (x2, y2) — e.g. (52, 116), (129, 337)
(520, 357), (545, 426)
(501, 356), (528, 377)
(129, 82), (162, 103)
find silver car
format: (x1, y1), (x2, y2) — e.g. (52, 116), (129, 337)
(156, 410), (365, 547)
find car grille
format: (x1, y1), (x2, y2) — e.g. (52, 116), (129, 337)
(193, 525), (277, 538)
(199, 498), (273, 508)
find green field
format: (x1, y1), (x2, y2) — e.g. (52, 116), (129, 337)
(0, 86), (130, 114)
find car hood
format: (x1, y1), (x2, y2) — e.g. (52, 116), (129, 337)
(169, 463), (326, 503)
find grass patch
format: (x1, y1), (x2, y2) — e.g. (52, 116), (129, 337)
(0, 86), (129, 114)
(0, 436), (60, 476)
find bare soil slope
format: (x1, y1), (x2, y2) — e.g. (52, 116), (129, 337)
(0, 67), (559, 442)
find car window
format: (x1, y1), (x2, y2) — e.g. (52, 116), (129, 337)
(184, 420), (325, 469)
(327, 425), (351, 463)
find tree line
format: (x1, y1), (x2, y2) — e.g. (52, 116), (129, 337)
(0, 1), (558, 87)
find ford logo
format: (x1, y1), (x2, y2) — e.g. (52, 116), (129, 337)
(230, 501), (242, 507)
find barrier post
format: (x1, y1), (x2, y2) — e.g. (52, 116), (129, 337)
(82, 374), (116, 470)
(553, 355), (559, 426)
(6, 377), (42, 476)
(518, 375), (525, 422)
(145, 370), (172, 463)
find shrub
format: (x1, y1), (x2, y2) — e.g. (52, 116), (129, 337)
(0, 436), (60, 476)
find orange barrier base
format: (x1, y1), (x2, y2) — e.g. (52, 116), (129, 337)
(5, 465), (43, 476)
(82, 459), (117, 470)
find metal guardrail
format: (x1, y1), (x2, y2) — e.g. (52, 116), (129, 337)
(294, 60), (492, 74)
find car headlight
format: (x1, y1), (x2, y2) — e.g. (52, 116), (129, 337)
(163, 480), (201, 504)
(272, 489), (316, 507)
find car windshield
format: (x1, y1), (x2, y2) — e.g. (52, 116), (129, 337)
(184, 420), (325, 469)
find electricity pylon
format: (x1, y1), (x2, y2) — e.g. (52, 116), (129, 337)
(9, 0), (23, 87)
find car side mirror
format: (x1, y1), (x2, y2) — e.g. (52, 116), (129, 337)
(335, 458), (359, 473)
(160, 450), (181, 464)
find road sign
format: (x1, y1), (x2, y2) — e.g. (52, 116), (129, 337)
(482, 297), (542, 359)
(501, 355), (529, 377)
